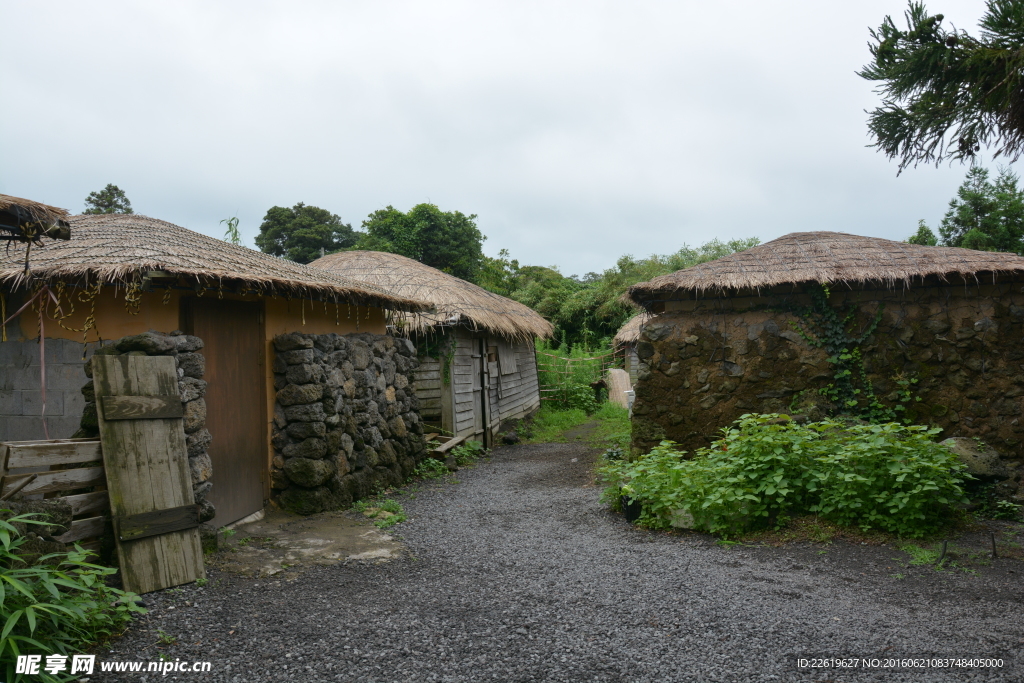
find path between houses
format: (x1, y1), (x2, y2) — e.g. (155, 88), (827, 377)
(95, 428), (1023, 683)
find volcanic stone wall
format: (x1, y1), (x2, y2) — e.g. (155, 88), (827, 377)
(631, 279), (1024, 500)
(77, 330), (216, 522)
(271, 332), (428, 515)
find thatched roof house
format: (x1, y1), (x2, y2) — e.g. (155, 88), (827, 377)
(310, 250), (553, 445)
(625, 231), (1024, 495)
(0, 194), (71, 242)
(310, 250), (551, 340)
(629, 231), (1024, 304)
(613, 313), (649, 385)
(1, 215), (433, 526)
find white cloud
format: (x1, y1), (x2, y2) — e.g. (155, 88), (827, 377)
(1, 0), (995, 274)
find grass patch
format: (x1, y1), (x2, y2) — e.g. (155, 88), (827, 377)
(353, 498), (407, 529)
(525, 406), (590, 443)
(588, 402), (630, 448)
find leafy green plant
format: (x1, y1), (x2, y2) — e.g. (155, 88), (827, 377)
(451, 440), (487, 467)
(412, 458), (449, 480)
(1, 511), (145, 683)
(598, 414), (970, 538)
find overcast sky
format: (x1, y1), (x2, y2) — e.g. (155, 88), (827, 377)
(1, 0), (1001, 277)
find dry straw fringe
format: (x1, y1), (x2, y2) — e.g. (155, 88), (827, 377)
(310, 250), (553, 342)
(628, 231), (1024, 304)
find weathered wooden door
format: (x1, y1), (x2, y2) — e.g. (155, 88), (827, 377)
(93, 355), (204, 594)
(187, 299), (265, 526)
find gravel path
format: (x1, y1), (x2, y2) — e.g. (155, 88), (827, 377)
(97, 439), (1023, 682)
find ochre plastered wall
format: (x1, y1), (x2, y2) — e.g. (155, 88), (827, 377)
(6, 284), (388, 489)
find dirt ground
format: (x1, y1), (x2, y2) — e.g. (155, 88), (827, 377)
(91, 424), (1024, 682)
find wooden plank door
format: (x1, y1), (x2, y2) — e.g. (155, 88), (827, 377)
(187, 299), (265, 526)
(93, 355), (204, 594)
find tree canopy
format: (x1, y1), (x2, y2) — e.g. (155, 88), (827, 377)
(908, 166), (1024, 253)
(500, 238), (760, 350)
(255, 203), (358, 264)
(357, 203), (485, 282)
(859, 0), (1024, 172)
(83, 184), (133, 214)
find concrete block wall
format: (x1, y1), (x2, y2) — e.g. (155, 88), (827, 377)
(0, 339), (111, 442)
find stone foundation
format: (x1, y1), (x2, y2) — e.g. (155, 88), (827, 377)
(77, 331), (216, 522)
(271, 332), (428, 515)
(632, 280), (1024, 500)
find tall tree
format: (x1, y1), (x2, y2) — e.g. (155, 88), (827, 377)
(357, 203), (485, 282)
(907, 219), (939, 245)
(859, 0), (1024, 172)
(937, 166), (1024, 252)
(255, 203), (357, 264)
(83, 184), (133, 214)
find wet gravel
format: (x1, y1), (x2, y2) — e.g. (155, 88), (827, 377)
(97, 441), (1024, 682)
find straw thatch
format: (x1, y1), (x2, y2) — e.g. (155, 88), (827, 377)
(0, 194), (71, 241)
(310, 250), (553, 341)
(613, 313), (648, 348)
(0, 214), (430, 312)
(629, 231), (1024, 303)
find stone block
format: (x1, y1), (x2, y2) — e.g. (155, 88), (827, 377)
(287, 421), (327, 440)
(284, 457), (335, 488)
(177, 352), (205, 378)
(274, 334), (314, 352)
(283, 437), (328, 459)
(183, 398), (207, 433)
(173, 335), (204, 352)
(284, 403), (327, 423)
(0, 416), (48, 442)
(116, 332), (177, 355)
(280, 349), (314, 365)
(286, 363), (320, 385)
(279, 485), (333, 515)
(277, 383), (323, 406)
(186, 428), (213, 457)
(179, 377), (207, 402)
(189, 452), (213, 485)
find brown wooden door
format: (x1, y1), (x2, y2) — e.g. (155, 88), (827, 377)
(187, 299), (265, 526)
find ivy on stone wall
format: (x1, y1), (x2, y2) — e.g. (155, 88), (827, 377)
(787, 285), (914, 422)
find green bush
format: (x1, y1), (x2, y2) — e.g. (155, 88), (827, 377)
(1, 511), (145, 683)
(412, 458), (449, 480)
(599, 414), (971, 538)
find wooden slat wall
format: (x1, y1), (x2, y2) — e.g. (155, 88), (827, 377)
(412, 358), (444, 423)
(452, 333), (478, 437)
(494, 340), (540, 424)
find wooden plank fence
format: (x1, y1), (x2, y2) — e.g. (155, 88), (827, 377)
(0, 438), (108, 550)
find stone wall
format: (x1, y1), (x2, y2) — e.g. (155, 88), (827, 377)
(271, 332), (428, 515)
(77, 331), (216, 522)
(632, 281), (1024, 500)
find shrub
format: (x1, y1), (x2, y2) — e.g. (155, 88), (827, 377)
(1, 511), (145, 683)
(599, 414), (971, 538)
(412, 458), (449, 480)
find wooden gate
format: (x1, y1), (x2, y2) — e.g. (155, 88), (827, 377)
(93, 354), (204, 594)
(186, 299), (266, 526)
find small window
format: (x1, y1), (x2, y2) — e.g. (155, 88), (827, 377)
(497, 340), (518, 375)
(487, 346), (498, 363)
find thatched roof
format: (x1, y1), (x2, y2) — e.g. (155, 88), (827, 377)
(629, 231), (1024, 303)
(310, 250), (553, 341)
(0, 214), (430, 312)
(0, 194), (71, 241)
(613, 313), (648, 347)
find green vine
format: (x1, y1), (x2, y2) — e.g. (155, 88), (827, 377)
(421, 332), (457, 386)
(787, 285), (906, 422)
